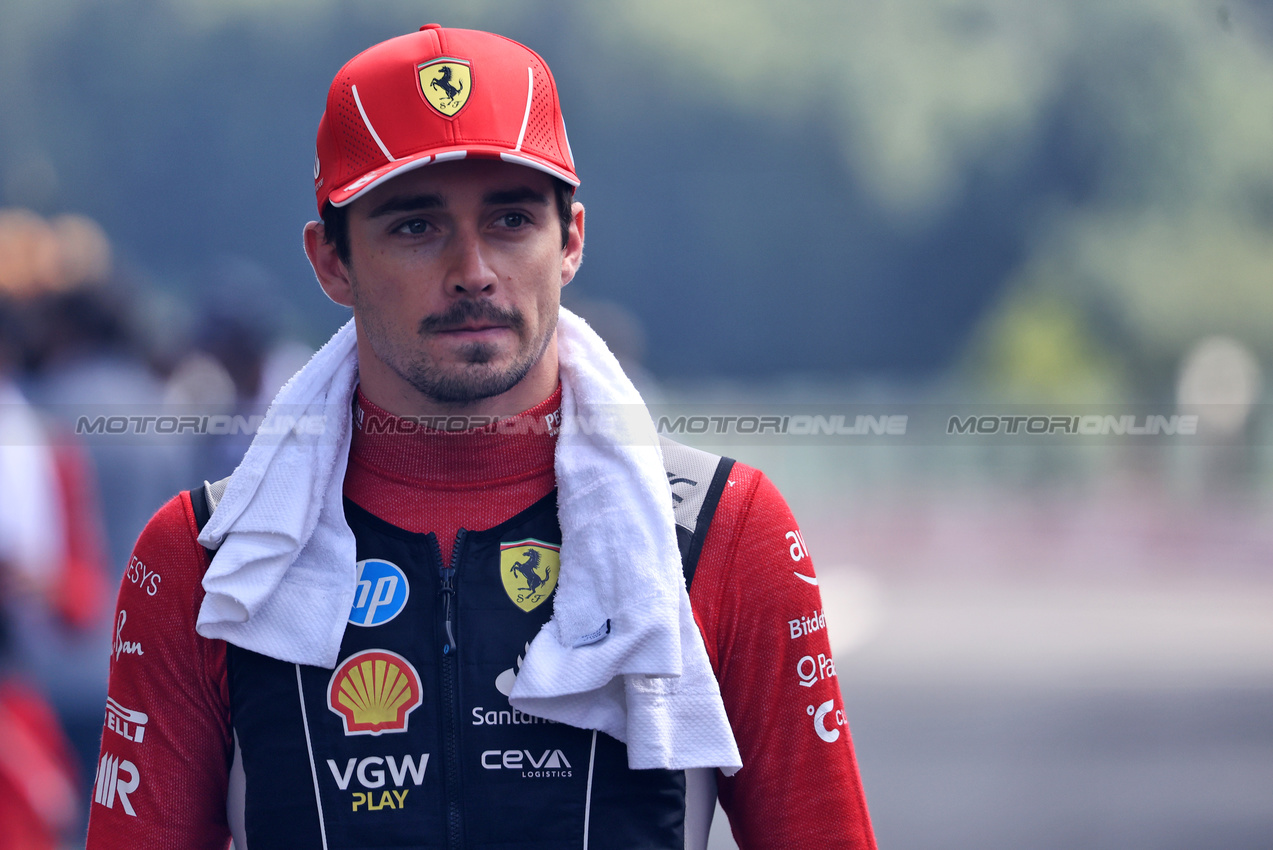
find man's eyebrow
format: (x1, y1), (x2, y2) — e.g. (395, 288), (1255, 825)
(366, 194), (444, 218)
(483, 187), (549, 206)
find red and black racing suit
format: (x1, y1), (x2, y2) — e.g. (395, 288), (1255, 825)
(86, 386), (874, 849)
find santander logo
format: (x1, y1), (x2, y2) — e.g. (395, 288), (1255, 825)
(495, 643), (530, 697)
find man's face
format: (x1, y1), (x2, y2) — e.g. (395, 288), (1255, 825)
(311, 159), (582, 411)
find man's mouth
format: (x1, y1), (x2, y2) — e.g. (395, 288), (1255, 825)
(420, 303), (524, 337)
(436, 323), (509, 338)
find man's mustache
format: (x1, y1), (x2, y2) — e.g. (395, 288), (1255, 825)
(419, 300), (526, 334)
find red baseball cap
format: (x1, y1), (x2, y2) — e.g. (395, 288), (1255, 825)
(313, 24), (579, 213)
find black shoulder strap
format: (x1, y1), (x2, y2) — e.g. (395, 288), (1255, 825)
(659, 437), (735, 591)
(189, 476), (231, 552)
(189, 482), (212, 533)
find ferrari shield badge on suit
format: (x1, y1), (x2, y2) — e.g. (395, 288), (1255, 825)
(499, 539), (559, 612)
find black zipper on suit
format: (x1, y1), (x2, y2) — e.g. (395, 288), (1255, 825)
(435, 528), (466, 850)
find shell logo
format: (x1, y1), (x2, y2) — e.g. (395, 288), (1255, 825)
(327, 649), (423, 736)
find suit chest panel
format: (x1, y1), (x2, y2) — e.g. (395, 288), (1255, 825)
(228, 496), (622, 848)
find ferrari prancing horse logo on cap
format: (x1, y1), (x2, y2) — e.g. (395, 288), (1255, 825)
(418, 58), (472, 117)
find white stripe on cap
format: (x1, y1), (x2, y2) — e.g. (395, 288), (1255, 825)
(351, 84), (398, 162)
(562, 118), (575, 169)
(330, 155), (434, 207)
(332, 146), (577, 210)
(500, 152), (580, 187)
(513, 66), (533, 153)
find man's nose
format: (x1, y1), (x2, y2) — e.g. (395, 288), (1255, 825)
(443, 228), (498, 295)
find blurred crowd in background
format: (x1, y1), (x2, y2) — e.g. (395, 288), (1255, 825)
(0, 207), (313, 847)
(1, 1), (1272, 848)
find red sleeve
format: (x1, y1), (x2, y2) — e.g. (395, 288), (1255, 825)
(86, 493), (233, 850)
(690, 464), (876, 850)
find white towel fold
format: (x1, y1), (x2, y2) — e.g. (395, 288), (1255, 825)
(195, 309), (741, 774)
(509, 310), (740, 772)
(196, 319), (359, 664)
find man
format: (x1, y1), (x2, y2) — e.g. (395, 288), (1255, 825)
(87, 25), (874, 849)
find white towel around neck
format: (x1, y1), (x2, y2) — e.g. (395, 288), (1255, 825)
(195, 309), (741, 774)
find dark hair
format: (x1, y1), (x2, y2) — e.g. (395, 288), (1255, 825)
(322, 177), (576, 267)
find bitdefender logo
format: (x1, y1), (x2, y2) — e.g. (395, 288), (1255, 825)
(788, 609), (827, 640)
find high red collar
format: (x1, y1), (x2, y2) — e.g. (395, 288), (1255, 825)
(348, 384), (561, 488)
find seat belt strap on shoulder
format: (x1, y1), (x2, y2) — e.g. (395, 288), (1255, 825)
(189, 476), (231, 554)
(659, 437), (735, 591)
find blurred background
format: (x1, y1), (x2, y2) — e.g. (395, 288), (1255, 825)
(1, 0), (1271, 847)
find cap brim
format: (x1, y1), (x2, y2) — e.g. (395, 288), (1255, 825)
(327, 146), (579, 209)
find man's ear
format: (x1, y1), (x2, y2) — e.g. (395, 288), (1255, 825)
(304, 221), (355, 307)
(560, 201), (585, 287)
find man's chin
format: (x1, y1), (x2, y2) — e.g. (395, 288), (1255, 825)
(454, 341), (501, 365)
(431, 328), (519, 360)
(405, 359), (534, 405)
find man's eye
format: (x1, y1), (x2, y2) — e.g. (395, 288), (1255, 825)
(396, 219), (430, 235)
(498, 213), (528, 228)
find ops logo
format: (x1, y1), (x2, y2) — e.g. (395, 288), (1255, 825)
(349, 560), (409, 627)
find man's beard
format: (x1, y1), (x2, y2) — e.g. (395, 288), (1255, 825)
(397, 299), (555, 404)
